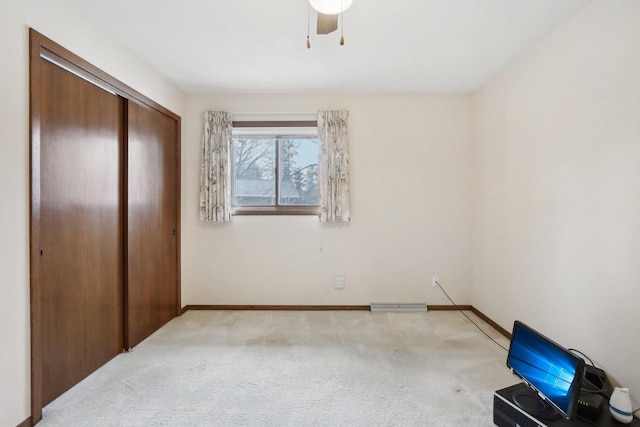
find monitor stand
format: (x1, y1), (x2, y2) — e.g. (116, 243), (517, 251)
(512, 387), (562, 421)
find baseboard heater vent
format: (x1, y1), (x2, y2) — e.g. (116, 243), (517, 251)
(370, 303), (428, 312)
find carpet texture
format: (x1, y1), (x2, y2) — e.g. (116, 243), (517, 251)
(40, 310), (516, 426)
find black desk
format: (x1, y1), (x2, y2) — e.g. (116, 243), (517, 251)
(494, 383), (640, 427)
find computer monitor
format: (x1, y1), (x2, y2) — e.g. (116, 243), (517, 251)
(506, 321), (585, 420)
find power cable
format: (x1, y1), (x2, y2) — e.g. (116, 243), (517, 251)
(568, 348), (595, 367)
(433, 279), (509, 353)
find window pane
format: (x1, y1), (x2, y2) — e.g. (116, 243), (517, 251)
(233, 138), (276, 206)
(278, 138), (319, 206)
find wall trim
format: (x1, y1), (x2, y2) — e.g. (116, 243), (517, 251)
(181, 305), (370, 313)
(469, 306), (511, 339)
(180, 304), (511, 340)
(16, 416), (32, 427)
(427, 304), (473, 311)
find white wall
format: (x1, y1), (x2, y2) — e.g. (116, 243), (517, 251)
(183, 94), (474, 306)
(0, 1), (185, 425)
(472, 0), (640, 409)
(6, 0), (639, 423)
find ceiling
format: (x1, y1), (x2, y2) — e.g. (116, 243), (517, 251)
(66, 0), (591, 94)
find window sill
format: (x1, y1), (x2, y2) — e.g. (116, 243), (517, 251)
(232, 206), (319, 216)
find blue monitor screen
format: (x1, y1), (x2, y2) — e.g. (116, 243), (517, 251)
(506, 321), (584, 419)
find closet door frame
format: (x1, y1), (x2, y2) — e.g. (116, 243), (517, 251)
(29, 29), (182, 423)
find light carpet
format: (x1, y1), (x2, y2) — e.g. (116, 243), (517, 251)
(40, 310), (517, 426)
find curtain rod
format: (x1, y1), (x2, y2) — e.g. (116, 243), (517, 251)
(231, 112), (317, 116)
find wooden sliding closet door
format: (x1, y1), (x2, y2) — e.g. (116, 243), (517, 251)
(31, 30), (182, 421)
(126, 101), (179, 348)
(38, 59), (124, 405)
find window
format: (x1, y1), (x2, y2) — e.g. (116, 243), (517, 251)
(232, 122), (319, 215)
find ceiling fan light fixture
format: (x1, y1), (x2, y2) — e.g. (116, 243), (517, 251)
(309, 0), (353, 15)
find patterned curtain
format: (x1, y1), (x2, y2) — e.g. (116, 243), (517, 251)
(199, 111), (233, 222)
(318, 110), (350, 222)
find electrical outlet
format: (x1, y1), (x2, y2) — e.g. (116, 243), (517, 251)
(334, 275), (345, 289)
(432, 275), (439, 287)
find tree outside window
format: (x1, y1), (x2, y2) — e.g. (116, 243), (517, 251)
(232, 136), (319, 212)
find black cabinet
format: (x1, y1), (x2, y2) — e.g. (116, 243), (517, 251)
(495, 383), (640, 427)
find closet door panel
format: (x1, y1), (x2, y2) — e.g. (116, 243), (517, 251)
(127, 101), (178, 348)
(39, 59), (124, 405)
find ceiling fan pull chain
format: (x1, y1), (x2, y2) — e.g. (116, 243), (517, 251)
(340, 0), (345, 45)
(307, 2), (312, 49)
